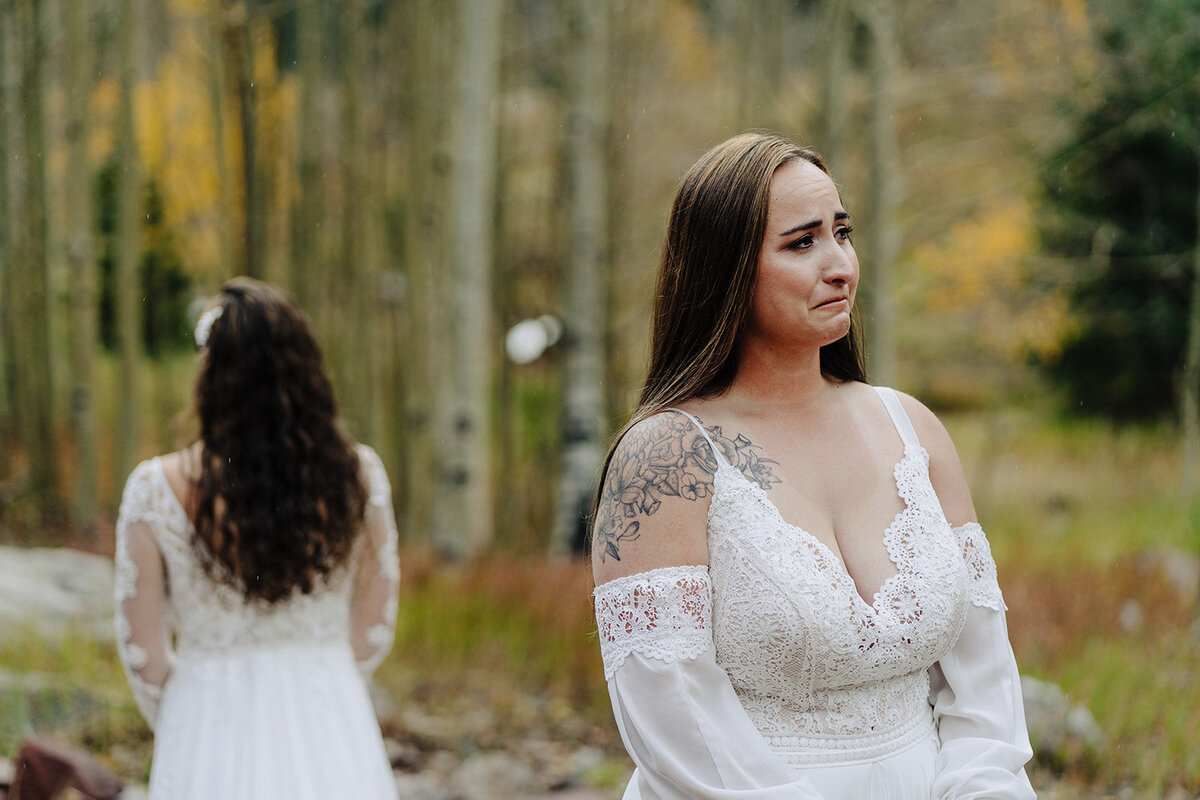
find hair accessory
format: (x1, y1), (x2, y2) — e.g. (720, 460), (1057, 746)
(194, 305), (224, 348)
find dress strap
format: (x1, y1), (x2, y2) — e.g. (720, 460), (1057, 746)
(664, 408), (730, 469)
(872, 386), (921, 451)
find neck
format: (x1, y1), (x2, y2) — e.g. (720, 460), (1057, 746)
(726, 340), (834, 411)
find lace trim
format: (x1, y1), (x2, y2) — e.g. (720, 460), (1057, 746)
(114, 461), (171, 726)
(594, 565), (712, 680)
(953, 522), (1006, 611)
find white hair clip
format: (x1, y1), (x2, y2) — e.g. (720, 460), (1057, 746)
(194, 305), (224, 348)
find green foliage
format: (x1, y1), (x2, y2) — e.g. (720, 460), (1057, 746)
(95, 158), (194, 358)
(1036, 0), (1200, 422)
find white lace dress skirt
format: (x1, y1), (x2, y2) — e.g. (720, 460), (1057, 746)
(148, 640), (396, 800)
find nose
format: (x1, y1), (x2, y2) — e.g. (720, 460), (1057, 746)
(824, 242), (856, 285)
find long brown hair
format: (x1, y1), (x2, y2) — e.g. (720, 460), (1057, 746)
(593, 133), (867, 524)
(191, 277), (367, 604)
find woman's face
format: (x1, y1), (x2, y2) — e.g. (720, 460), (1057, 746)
(744, 158), (858, 352)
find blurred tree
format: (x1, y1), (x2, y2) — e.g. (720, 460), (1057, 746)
(223, 0), (264, 277)
(1037, 0), (1199, 424)
(552, 0), (610, 556)
(861, 0), (900, 386)
(115, 0), (145, 488)
(291, 0), (323, 311)
(0, 0), (14, 475)
(96, 163), (193, 357)
(64, 0), (100, 527)
(398, 0), (455, 546)
(435, 0), (503, 558)
(8, 0), (61, 511)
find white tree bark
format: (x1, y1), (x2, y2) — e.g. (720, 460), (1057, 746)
(551, 0), (610, 556)
(436, 0), (504, 558)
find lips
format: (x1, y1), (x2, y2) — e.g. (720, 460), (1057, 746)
(814, 297), (848, 309)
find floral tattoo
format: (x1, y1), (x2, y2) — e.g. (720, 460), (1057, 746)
(594, 412), (779, 562)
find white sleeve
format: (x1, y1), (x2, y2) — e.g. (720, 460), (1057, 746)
(349, 445), (400, 677)
(595, 566), (828, 799)
(929, 523), (1036, 799)
(114, 462), (175, 729)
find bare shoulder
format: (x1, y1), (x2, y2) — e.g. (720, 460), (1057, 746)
(159, 445), (202, 513)
(591, 411), (716, 585)
(891, 389), (978, 526)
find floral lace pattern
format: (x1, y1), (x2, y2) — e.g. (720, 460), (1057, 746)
(594, 565), (712, 680)
(114, 444), (399, 724)
(953, 522), (1006, 611)
(707, 444), (971, 741)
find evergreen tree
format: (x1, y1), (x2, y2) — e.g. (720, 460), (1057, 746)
(1038, 0), (1200, 422)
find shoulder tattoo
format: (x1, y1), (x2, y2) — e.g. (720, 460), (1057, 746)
(594, 413), (780, 563)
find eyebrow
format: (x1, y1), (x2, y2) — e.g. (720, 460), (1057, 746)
(779, 211), (850, 238)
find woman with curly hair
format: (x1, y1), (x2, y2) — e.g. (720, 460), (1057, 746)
(114, 277), (400, 799)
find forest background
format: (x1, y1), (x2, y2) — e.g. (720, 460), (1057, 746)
(1, 0), (1198, 796)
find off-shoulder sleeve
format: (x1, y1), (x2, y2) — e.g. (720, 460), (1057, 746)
(114, 461), (175, 729)
(596, 565), (828, 799)
(350, 445), (400, 677)
(929, 523), (1035, 799)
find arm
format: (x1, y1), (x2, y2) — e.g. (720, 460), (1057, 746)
(114, 462), (175, 729)
(593, 414), (826, 799)
(349, 445), (401, 677)
(899, 394), (1036, 799)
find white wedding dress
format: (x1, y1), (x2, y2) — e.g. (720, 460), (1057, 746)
(594, 387), (1035, 799)
(115, 444), (400, 800)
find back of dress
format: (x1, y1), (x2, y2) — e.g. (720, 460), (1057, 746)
(114, 443), (400, 800)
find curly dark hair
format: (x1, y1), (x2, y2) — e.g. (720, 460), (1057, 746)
(190, 277), (367, 604)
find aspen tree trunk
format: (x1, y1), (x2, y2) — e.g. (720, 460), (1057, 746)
(819, 0), (852, 169)
(400, 0), (453, 546)
(223, 0), (261, 276)
(11, 0), (60, 510)
(64, 0), (98, 526)
(206, 0), (234, 278)
(292, 0), (323, 311)
(731, 0), (785, 130)
(115, 0), (144, 489)
(863, 0), (900, 385)
(551, 0), (609, 556)
(0, 0), (14, 467)
(436, 0), (503, 558)
(1179, 150), (1200, 504)
(339, 0), (382, 445)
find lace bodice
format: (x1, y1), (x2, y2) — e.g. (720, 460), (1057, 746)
(707, 441), (969, 743)
(115, 444), (400, 727)
(596, 388), (999, 743)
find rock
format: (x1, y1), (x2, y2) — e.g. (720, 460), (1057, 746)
(450, 752), (540, 800)
(1021, 675), (1103, 757)
(1118, 599), (1143, 633)
(1139, 546), (1200, 605)
(384, 737), (424, 770)
(393, 771), (452, 800)
(0, 546), (114, 643)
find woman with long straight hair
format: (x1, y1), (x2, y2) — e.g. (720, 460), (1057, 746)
(591, 133), (1035, 798)
(115, 277), (400, 799)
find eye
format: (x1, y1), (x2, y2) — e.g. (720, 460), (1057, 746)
(836, 225), (854, 243)
(786, 234), (814, 251)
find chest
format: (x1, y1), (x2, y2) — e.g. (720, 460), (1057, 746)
(705, 450), (970, 694)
